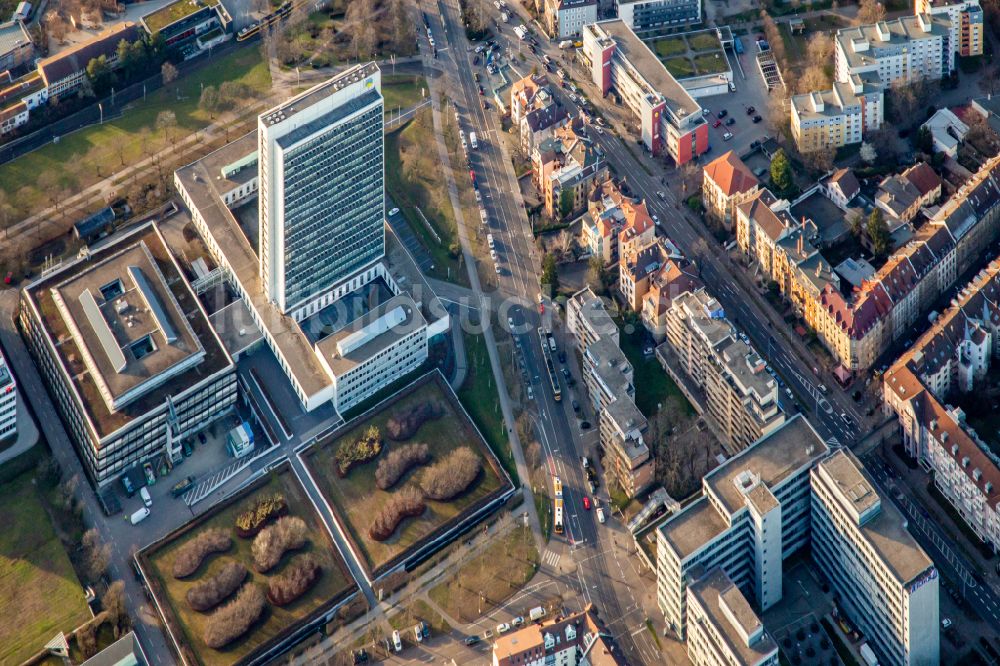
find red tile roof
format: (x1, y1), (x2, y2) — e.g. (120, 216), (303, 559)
(904, 162), (943, 197)
(704, 151), (759, 197)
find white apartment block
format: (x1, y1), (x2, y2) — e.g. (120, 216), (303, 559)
(546, 0), (597, 39)
(790, 76), (883, 153)
(0, 345), (17, 440)
(916, 0), (984, 57)
(686, 568), (779, 666)
(835, 15), (950, 87)
(656, 416), (829, 637)
(661, 289), (784, 454)
(811, 450), (940, 666)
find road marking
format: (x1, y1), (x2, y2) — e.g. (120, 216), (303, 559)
(542, 549), (561, 568)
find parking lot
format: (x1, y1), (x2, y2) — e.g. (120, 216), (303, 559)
(697, 48), (776, 159)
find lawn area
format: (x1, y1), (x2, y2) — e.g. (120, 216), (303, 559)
(382, 75), (428, 114)
(663, 57), (695, 78)
(428, 524), (539, 622)
(459, 331), (517, 482)
(388, 598), (452, 635)
(384, 110), (466, 285)
(688, 31), (721, 52)
(0, 472), (91, 666)
(302, 373), (511, 578)
(618, 322), (692, 419)
(654, 37), (687, 57)
(693, 53), (729, 74)
(0, 47), (271, 219)
(141, 467), (357, 666)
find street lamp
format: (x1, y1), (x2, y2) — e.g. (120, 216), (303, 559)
(98, 103), (103, 125)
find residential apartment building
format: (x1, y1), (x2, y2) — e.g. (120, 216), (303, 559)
(38, 22), (141, 98)
(533, 120), (609, 220)
(492, 605), (624, 666)
(582, 180), (656, 265)
(790, 76), (883, 153)
(176, 65), (448, 415)
(916, 0), (983, 56)
(0, 19), (32, 73)
(615, 0), (702, 30)
(18, 223), (237, 486)
(811, 449), (940, 666)
(735, 154), (1000, 371)
(660, 288), (785, 453)
(510, 75), (569, 154)
(834, 15), (950, 87)
(656, 416), (829, 637)
(568, 288), (655, 498)
(884, 257), (1000, 552)
(702, 151), (759, 228)
(874, 162), (942, 228)
(640, 255), (702, 340)
(581, 20), (708, 165)
(545, 0), (597, 40)
(686, 568), (779, 666)
(0, 344), (17, 441)
(822, 168), (861, 209)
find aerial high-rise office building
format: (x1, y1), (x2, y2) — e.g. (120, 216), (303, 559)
(258, 64), (385, 317)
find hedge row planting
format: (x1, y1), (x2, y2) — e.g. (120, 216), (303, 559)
(370, 488), (426, 541)
(172, 528), (232, 579)
(186, 561), (248, 612)
(267, 555), (323, 606)
(335, 425), (383, 477)
(251, 516), (308, 573)
(203, 583), (267, 649)
(386, 401), (443, 441)
(420, 447), (481, 501)
(235, 493), (288, 538)
(375, 442), (431, 490)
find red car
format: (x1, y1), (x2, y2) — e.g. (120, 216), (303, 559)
(582, 496), (591, 510)
(713, 119), (723, 128)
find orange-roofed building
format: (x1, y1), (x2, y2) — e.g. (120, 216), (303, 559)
(702, 151), (760, 228)
(492, 605), (624, 666)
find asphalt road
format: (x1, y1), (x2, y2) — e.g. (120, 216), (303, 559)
(426, 2), (661, 662)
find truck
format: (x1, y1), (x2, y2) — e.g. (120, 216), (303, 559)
(558, 40), (573, 49)
(529, 606), (546, 622)
(514, 25), (527, 40)
(469, 131), (478, 149)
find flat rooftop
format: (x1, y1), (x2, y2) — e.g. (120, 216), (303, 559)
(571, 287), (619, 340)
(836, 16), (949, 70)
(717, 338), (775, 401)
(818, 450), (934, 585)
(25, 224), (231, 438)
(705, 415), (828, 515)
(592, 20), (701, 120)
(659, 495), (729, 559)
(790, 190), (849, 245)
(142, 0), (221, 34)
(689, 568), (777, 665)
(261, 62), (380, 127)
(175, 133), (333, 401)
(0, 20), (30, 57)
(315, 292), (426, 377)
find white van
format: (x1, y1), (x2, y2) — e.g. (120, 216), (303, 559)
(140, 487), (152, 508)
(529, 606), (546, 622)
(129, 507), (151, 525)
(392, 630), (403, 652)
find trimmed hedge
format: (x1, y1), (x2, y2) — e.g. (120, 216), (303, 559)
(251, 516), (308, 573)
(172, 528), (232, 579)
(386, 401), (443, 441)
(235, 493), (288, 538)
(420, 447), (481, 501)
(267, 554), (323, 606)
(375, 442), (431, 490)
(370, 488), (426, 541)
(186, 561), (248, 612)
(203, 583), (267, 649)
(334, 425), (383, 477)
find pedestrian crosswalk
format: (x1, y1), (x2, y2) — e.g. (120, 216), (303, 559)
(542, 549), (561, 569)
(184, 458), (253, 506)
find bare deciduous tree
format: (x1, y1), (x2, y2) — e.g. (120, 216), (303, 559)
(857, 0), (886, 24)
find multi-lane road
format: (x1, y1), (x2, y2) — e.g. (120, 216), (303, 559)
(423, 0), (663, 662)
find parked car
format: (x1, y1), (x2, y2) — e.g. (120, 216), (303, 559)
(726, 117), (735, 126)
(497, 622), (511, 634)
(512, 616), (525, 628)
(572, 399), (580, 412)
(713, 119), (722, 128)
(582, 496), (591, 510)
(388, 207), (400, 217)
(580, 420), (591, 430)
(171, 476), (196, 498)
(746, 106), (755, 115)
(129, 507), (151, 525)
(121, 474), (136, 497)
(717, 109), (727, 118)
(392, 630), (402, 652)
(140, 486), (152, 508)
(752, 115), (762, 123)
(723, 132), (733, 141)
(464, 635), (481, 646)
(597, 507), (606, 523)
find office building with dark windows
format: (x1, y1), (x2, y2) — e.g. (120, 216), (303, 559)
(18, 223), (237, 486)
